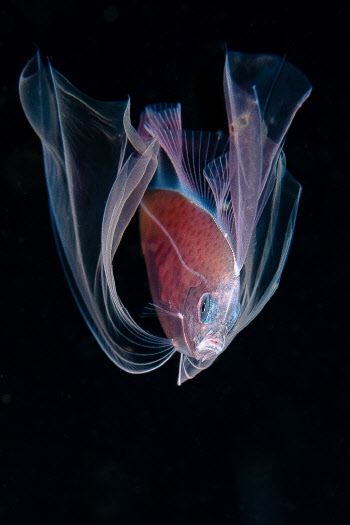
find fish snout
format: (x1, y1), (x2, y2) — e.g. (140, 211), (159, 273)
(195, 330), (226, 362)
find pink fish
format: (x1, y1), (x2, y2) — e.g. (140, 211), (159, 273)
(19, 51), (311, 384)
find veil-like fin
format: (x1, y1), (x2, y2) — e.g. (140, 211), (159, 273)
(19, 53), (175, 373)
(224, 51), (311, 270)
(178, 354), (216, 385)
(227, 153), (302, 347)
(144, 104), (229, 211)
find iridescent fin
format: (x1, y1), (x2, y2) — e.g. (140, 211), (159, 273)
(227, 153), (302, 347)
(144, 103), (229, 211)
(224, 51), (311, 270)
(203, 152), (235, 245)
(178, 354), (217, 386)
(144, 103), (183, 173)
(19, 53), (175, 373)
(140, 304), (158, 318)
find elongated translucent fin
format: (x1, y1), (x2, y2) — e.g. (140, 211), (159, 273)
(19, 53), (175, 373)
(144, 104), (183, 174)
(227, 153), (302, 347)
(144, 104), (229, 211)
(224, 51), (311, 270)
(203, 152), (235, 243)
(178, 354), (217, 385)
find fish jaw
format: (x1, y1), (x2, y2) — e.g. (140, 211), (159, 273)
(194, 329), (226, 362)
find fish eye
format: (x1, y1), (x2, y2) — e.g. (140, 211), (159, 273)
(198, 293), (213, 324)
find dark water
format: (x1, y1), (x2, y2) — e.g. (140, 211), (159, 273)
(1, 2), (349, 524)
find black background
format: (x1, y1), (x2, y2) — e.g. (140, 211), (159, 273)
(1, 1), (349, 524)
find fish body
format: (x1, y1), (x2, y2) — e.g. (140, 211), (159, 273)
(140, 188), (239, 362)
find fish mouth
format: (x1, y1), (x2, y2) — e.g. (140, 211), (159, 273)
(194, 336), (225, 362)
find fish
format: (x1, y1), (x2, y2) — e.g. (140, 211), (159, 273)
(19, 51), (311, 385)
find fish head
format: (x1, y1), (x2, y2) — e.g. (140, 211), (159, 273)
(181, 276), (240, 362)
